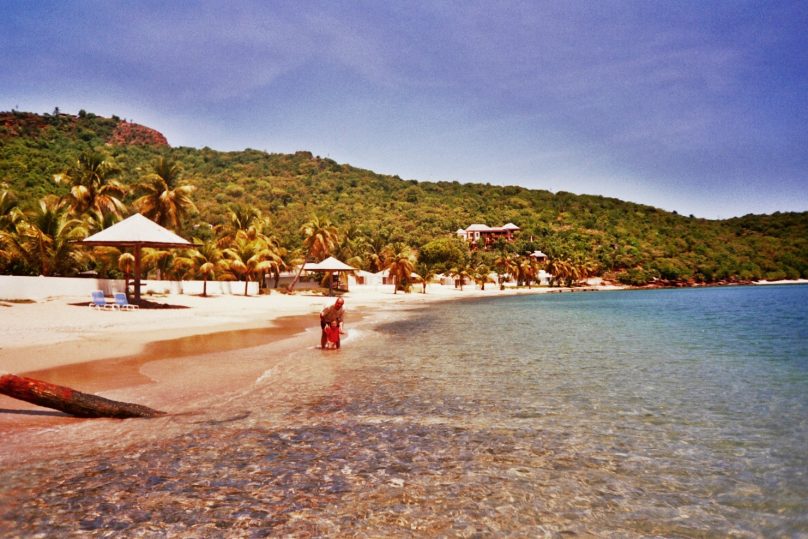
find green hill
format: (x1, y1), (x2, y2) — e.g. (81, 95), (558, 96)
(1, 110), (807, 284)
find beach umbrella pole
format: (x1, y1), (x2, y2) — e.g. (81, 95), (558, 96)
(134, 244), (142, 303)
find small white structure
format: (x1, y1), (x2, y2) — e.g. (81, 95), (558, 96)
(302, 256), (358, 293)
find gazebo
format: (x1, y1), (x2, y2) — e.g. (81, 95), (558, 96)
(78, 213), (193, 303)
(303, 256), (357, 295)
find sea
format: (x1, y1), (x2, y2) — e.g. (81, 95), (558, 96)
(2, 285), (807, 537)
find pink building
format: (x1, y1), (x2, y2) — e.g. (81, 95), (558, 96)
(456, 223), (520, 248)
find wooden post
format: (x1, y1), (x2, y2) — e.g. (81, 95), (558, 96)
(134, 244), (142, 303)
(0, 374), (165, 419)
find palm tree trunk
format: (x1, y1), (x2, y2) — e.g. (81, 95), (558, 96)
(1, 374), (164, 418)
(286, 262), (306, 293)
(134, 245), (142, 303)
(202, 278), (208, 297)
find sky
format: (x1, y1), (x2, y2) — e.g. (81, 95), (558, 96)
(2, 1), (807, 219)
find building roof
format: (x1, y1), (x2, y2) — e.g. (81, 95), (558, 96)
(462, 223), (519, 233)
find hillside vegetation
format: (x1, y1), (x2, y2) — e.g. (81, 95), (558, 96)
(1, 110), (807, 287)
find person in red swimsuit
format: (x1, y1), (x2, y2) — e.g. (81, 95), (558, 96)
(323, 319), (341, 349)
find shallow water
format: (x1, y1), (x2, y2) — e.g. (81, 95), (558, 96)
(1, 286), (807, 537)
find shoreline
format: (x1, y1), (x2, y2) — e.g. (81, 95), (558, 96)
(5, 276), (802, 380)
(10, 278), (801, 436)
(0, 284), (581, 434)
(0, 284), (609, 373)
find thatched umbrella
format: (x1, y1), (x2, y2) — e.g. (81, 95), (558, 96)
(303, 256), (357, 295)
(78, 213), (193, 303)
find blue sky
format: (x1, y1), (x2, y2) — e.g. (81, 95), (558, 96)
(3, 1), (807, 219)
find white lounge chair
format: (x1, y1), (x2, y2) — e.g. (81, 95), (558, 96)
(89, 290), (118, 310)
(114, 293), (139, 310)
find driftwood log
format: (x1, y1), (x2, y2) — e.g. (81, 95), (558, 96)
(0, 374), (165, 418)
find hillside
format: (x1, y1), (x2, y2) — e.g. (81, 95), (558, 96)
(1, 110), (807, 284)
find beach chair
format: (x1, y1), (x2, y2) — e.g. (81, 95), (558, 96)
(114, 293), (139, 310)
(89, 290), (118, 310)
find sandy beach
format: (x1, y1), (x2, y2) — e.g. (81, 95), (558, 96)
(1, 283), (599, 439)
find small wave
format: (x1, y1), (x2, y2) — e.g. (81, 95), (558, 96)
(255, 368), (275, 385)
(341, 328), (365, 343)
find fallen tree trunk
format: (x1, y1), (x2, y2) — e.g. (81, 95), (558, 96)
(0, 374), (165, 419)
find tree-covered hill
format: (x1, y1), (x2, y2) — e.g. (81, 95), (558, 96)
(2, 110), (807, 285)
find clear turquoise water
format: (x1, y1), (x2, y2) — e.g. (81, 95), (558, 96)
(3, 285), (806, 536)
(344, 285), (808, 535)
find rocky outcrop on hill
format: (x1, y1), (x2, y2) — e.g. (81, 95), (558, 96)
(107, 120), (169, 146)
(0, 110), (169, 147)
(0, 111), (57, 138)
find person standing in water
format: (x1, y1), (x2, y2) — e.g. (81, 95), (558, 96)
(320, 297), (345, 349)
(323, 320), (341, 349)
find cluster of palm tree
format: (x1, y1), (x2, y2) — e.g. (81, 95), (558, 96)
(150, 206), (286, 297)
(1, 151), (197, 281)
(492, 252), (544, 289)
(0, 193), (88, 277)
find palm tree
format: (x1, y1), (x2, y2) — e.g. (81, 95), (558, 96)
(0, 187), (24, 272)
(187, 238), (224, 297)
(447, 261), (471, 291)
(360, 231), (390, 273)
(546, 258), (576, 287)
(0, 187), (23, 232)
(286, 215), (338, 292)
(413, 261), (438, 294)
(228, 204), (262, 232)
(0, 188), (20, 272)
(335, 223), (364, 267)
(118, 252), (135, 298)
(494, 252), (518, 290)
(517, 257), (538, 288)
(384, 243), (416, 294)
(142, 248), (176, 281)
(135, 156), (197, 231)
(214, 204), (263, 248)
(82, 208), (121, 235)
(54, 150), (127, 219)
(223, 230), (281, 296)
(578, 260), (598, 284)
(218, 214), (285, 291)
(5, 196), (88, 276)
(471, 263), (495, 290)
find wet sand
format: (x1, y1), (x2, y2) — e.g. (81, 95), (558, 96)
(0, 314), (312, 434)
